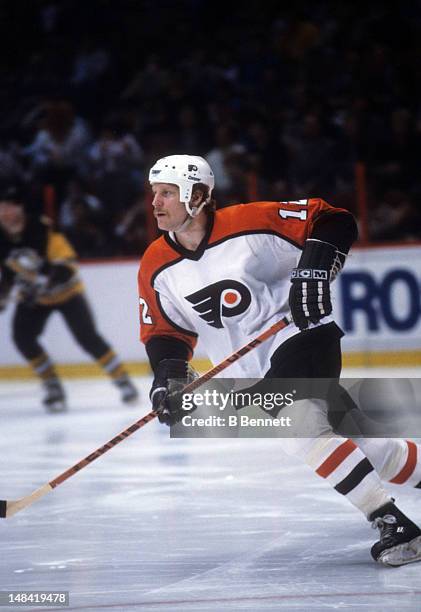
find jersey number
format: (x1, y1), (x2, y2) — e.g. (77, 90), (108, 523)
(278, 199), (308, 221)
(139, 297), (153, 324)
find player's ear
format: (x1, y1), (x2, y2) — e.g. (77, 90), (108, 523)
(190, 188), (205, 207)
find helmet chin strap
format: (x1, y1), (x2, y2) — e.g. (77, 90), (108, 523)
(174, 198), (208, 232)
(185, 199), (207, 218)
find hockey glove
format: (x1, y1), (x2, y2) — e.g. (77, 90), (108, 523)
(289, 239), (346, 330)
(5, 248), (43, 282)
(150, 359), (199, 425)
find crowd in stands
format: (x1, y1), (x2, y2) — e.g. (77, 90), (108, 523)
(1, 0), (420, 257)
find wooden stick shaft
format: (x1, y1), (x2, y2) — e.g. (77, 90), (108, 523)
(51, 316), (289, 487)
(50, 412), (157, 487)
(186, 316), (290, 391)
(1, 315), (290, 517)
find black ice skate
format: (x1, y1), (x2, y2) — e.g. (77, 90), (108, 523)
(369, 501), (421, 566)
(115, 376), (139, 404)
(42, 379), (67, 413)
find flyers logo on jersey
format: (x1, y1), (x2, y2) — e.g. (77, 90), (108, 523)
(185, 280), (251, 328)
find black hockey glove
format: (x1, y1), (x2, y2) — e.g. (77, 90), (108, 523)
(289, 239), (346, 330)
(150, 359), (199, 425)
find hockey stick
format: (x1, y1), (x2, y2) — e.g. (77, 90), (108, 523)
(0, 315), (290, 518)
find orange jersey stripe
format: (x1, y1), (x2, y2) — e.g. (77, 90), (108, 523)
(316, 439), (358, 478)
(389, 440), (417, 484)
(138, 236), (198, 350)
(209, 199), (348, 248)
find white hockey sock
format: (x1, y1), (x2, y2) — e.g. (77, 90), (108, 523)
(355, 438), (421, 487)
(284, 436), (391, 518)
(279, 399), (391, 517)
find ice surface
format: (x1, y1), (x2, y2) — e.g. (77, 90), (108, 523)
(0, 374), (420, 611)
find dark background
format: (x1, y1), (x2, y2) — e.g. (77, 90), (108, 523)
(1, 0), (420, 256)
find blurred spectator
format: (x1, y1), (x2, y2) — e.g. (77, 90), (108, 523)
(39, 2), (61, 35)
(0, 1), (418, 253)
(120, 54), (170, 104)
(222, 150), (252, 205)
(114, 197), (148, 255)
(0, 138), (24, 181)
(24, 99), (91, 204)
(286, 112), (335, 196)
(71, 39), (110, 87)
(58, 179), (108, 257)
(88, 113), (143, 216)
(70, 38), (115, 119)
(330, 111), (361, 212)
(177, 104), (211, 154)
(369, 190), (421, 242)
(243, 119), (289, 192)
(205, 124), (247, 200)
(370, 108), (419, 196)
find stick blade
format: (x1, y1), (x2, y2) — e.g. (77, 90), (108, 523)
(0, 500), (7, 518)
(0, 484), (53, 518)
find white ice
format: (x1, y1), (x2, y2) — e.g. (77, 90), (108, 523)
(1, 373), (421, 611)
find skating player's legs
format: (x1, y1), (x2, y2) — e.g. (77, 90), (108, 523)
(58, 294), (138, 404)
(266, 323), (421, 565)
(278, 400), (391, 517)
(13, 302), (66, 412)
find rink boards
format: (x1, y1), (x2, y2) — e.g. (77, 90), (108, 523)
(0, 243), (421, 378)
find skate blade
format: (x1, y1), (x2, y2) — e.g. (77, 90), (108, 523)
(44, 401), (68, 414)
(377, 535), (421, 567)
(121, 392), (139, 405)
(122, 396), (139, 406)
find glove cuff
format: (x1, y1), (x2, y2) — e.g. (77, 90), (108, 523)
(293, 239), (346, 282)
(150, 386), (167, 402)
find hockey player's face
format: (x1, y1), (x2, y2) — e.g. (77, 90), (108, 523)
(151, 183), (187, 231)
(0, 202), (25, 235)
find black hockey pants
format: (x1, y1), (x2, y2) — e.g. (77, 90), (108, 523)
(12, 293), (111, 361)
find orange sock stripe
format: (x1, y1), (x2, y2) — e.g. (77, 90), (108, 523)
(389, 440), (418, 484)
(316, 439), (358, 478)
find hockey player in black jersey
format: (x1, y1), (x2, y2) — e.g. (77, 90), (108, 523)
(0, 182), (138, 412)
(138, 154), (421, 567)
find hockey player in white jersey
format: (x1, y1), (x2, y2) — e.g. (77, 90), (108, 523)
(138, 154), (421, 567)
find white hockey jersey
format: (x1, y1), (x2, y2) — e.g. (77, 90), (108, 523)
(138, 199), (345, 378)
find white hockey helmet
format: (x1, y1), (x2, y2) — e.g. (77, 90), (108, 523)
(149, 154), (215, 217)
